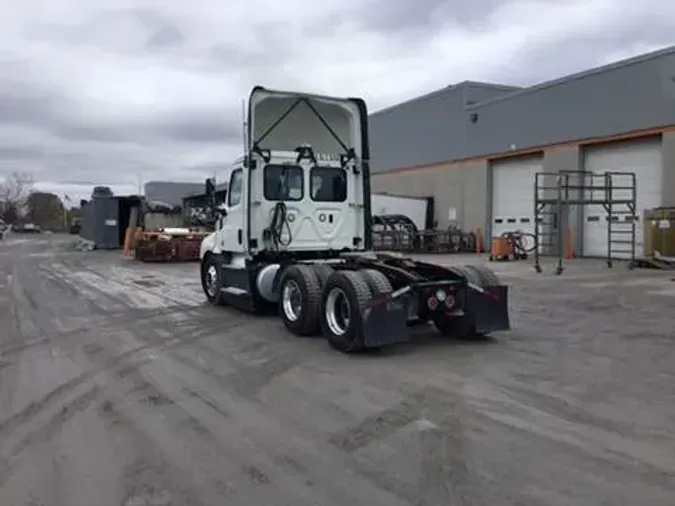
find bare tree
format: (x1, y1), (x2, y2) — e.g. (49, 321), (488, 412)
(0, 172), (34, 223)
(26, 192), (66, 230)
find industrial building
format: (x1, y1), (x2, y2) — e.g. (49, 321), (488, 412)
(370, 46), (675, 259)
(182, 182), (228, 209)
(144, 181), (205, 207)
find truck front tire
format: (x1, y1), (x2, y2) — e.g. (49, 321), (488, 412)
(201, 254), (227, 306)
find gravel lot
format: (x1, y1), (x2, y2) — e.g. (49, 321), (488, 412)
(1, 234), (675, 506)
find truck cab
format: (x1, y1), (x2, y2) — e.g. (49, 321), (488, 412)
(201, 86), (372, 262)
(199, 86), (510, 353)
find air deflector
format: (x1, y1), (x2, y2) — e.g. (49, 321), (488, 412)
(247, 87), (364, 162)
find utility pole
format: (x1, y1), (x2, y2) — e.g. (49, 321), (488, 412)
(63, 194), (70, 231)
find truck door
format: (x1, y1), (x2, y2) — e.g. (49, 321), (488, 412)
(218, 166), (246, 253)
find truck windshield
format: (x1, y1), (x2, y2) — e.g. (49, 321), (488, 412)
(310, 166), (347, 202)
(264, 164), (304, 201)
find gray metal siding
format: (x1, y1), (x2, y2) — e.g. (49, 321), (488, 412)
(465, 49), (675, 158)
(79, 202), (93, 242)
(662, 131), (675, 207)
(368, 82), (520, 174)
(370, 47), (675, 174)
(462, 83), (522, 106)
(372, 166), (462, 228)
(372, 160), (488, 231)
(80, 196), (120, 249)
(144, 181), (205, 207)
(369, 87), (465, 174)
(460, 160), (489, 234)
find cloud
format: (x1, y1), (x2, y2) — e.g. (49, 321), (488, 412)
(0, 0), (673, 202)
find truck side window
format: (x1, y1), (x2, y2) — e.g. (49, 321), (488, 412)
(228, 169), (243, 207)
(310, 167), (347, 202)
(264, 164), (303, 201)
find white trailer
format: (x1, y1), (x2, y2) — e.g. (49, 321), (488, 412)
(371, 193), (432, 231)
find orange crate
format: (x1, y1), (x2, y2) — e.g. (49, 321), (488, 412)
(490, 236), (513, 258)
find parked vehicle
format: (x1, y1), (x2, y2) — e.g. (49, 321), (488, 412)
(199, 86), (511, 353)
(12, 223), (42, 233)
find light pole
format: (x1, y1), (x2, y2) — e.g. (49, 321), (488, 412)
(63, 194), (71, 231)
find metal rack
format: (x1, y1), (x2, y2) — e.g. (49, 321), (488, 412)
(533, 170), (637, 275)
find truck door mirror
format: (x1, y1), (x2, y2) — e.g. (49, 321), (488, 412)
(205, 178), (215, 197)
(215, 205), (227, 230)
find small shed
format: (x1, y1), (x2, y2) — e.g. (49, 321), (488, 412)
(79, 186), (143, 249)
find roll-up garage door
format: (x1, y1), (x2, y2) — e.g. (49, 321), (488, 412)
(582, 137), (663, 258)
(491, 155), (543, 240)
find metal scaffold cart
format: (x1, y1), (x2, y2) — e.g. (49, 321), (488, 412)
(533, 170), (637, 275)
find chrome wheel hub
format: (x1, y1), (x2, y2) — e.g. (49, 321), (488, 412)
(205, 265), (218, 296)
(282, 280), (303, 321)
(325, 287), (351, 336)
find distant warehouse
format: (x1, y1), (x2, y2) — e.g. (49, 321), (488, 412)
(369, 46), (675, 259)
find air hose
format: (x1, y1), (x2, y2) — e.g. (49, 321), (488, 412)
(269, 201), (292, 248)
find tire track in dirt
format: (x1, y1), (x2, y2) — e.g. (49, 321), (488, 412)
(88, 343), (287, 503)
(37, 263), (112, 318)
(470, 405), (675, 495)
(0, 319), (247, 442)
(0, 260), (99, 359)
(167, 340), (304, 402)
(99, 357), (406, 505)
(42, 259), (191, 314)
(326, 385), (484, 506)
(0, 305), (224, 361)
(0, 386), (104, 487)
(0, 337), (54, 359)
(1, 249), (241, 371)
(97, 391), (235, 505)
(53, 257), (203, 312)
(0, 322), (228, 501)
(0, 257), (134, 437)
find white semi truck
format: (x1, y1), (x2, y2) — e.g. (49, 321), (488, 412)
(199, 86), (510, 353)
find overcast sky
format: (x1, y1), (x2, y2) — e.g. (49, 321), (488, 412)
(1, 0), (672, 203)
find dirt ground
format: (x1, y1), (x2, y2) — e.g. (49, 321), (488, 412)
(1, 234), (674, 506)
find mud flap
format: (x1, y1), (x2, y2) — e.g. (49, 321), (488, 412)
(361, 295), (410, 348)
(467, 285), (510, 334)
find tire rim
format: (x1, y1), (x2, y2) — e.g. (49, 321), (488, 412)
(282, 280), (303, 322)
(205, 265), (218, 297)
(325, 287), (351, 336)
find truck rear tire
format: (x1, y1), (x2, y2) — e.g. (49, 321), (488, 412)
(449, 265), (482, 286)
(278, 264), (322, 336)
(201, 254), (227, 306)
(311, 263), (334, 288)
(432, 313), (476, 340)
(320, 270), (372, 353)
(435, 265), (484, 340)
(358, 269), (393, 296)
(463, 265), (500, 287)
